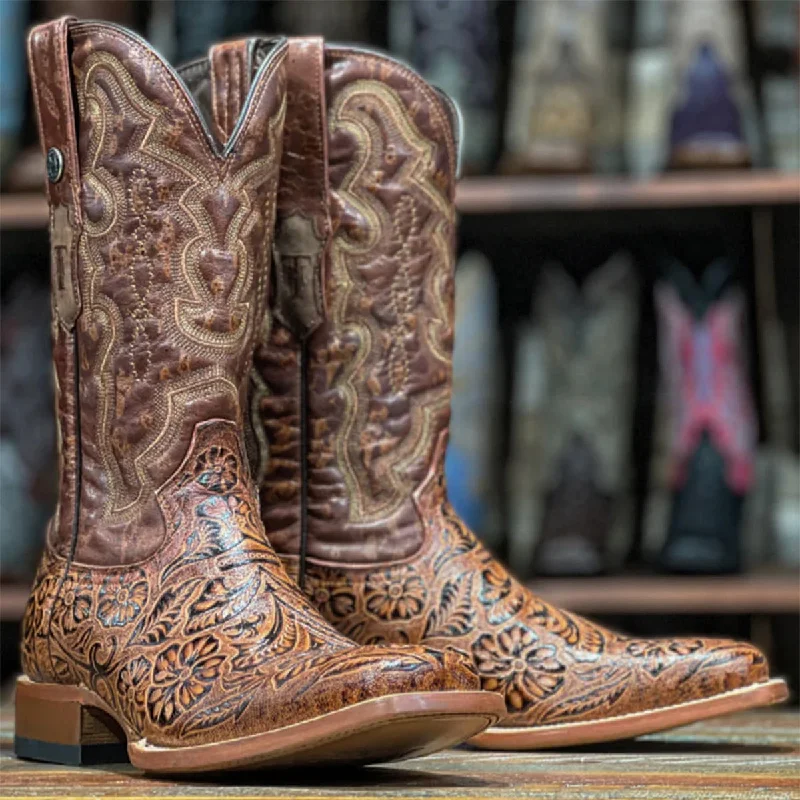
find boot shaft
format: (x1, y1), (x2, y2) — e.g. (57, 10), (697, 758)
(225, 39), (462, 573)
(29, 19), (287, 567)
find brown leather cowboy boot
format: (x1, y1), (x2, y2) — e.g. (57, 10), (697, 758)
(15, 19), (504, 774)
(215, 36), (787, 749)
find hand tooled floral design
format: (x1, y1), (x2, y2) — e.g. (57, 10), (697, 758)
(195, 445), (239, 493)
(59, 572), (94, 633)
(148, 635), (226, 725)
(97, 570), (148, 628)
(478, 560), (524, 626)
(365, 565), (426, 621)
(305, 569), (356, 621)
(117, 655), (151, 730)
(472, 624), (565, 711)
(625, 639), (704, 678)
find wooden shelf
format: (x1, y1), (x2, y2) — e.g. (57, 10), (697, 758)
(1, 172), (798, 230)
(0, 194), (47, 229)
(529, 574), (800, 615)
(456, 170), (800, 214)
(2, 573), (797, 622)
(0, 584), (29, 622)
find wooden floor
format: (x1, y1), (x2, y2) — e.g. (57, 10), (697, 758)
(0, 705), (798, 799)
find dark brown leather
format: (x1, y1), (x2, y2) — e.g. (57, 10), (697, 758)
(252, 40), (778, 731)
(209, 39), (252, 146)
(22, 19), (481, 752)
(28, 16), (83, 558)
(250, 38), (332, 551)
(263, 46), (457, 564)
(68, 20), (288, 566)
(271, 39), (327, 345)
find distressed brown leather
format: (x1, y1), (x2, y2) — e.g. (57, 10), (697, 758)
(22, 19), (481, 752)
(28, 17), (83, 558)
(250, 38), (331, 555)
(209, 39), (252, 146)
(252, 41), (778, 731)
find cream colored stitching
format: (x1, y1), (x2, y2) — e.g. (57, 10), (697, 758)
(75, 50), (283, 521)
(327, 79), (453, 523)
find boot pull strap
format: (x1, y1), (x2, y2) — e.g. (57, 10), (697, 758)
(28, 16), (82, 329)
(273, 36), (330, 339)
(209, 38), (252, 147)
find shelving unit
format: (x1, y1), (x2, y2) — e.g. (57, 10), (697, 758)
(2, 171), (798, 230)
(457, 171), (800, 213)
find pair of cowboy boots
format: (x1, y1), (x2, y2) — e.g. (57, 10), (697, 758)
(18, 18), (786, 775)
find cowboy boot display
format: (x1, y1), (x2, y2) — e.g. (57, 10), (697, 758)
(531, 256), (637, 577)
(666, 0), (753, 169)
(16, 19), (503, 774)
(389, 0), (502, 174)
(654, 260), (758, 574)
(222, 35), (788, 749)
(503, 0), (607, 173)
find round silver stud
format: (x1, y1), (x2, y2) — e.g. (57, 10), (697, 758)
(46, 147), (64, 183)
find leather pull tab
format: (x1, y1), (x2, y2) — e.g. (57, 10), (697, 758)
(273, 37), (330, 340)
(209, 38), (253, 147)
(28, 17), (82, 329)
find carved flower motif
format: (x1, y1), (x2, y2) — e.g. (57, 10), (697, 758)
(472, 624), (565, 711)
(479, 561), (523, 625)
(117, 655), (151, 731)
(625, 639), (704, 678)
(97, 571), (148, 628)
(305, 569), (356, 620)
(59, 572), (94, 633)
(365, 565), (426, 621)
(148, 636), (225, 724)
(194, 445), (239, 493)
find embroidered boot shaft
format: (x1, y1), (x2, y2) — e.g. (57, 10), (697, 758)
(16, 19), (502, 774)
(219, 36), (786, 750)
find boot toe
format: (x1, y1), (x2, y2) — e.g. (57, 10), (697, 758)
(317, 643), (481, 698)
(226, 642), (482, 742)
(619, 636), (770, 710)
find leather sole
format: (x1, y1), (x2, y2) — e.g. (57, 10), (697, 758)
(14, 676), (504, 773)
(468, 678), (788, 750)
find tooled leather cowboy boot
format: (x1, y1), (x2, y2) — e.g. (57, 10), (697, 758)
(214, 36), (787, 750)
(16, 19), (503, 774)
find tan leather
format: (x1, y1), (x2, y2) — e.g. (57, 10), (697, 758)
(22, 19), (482, 755)
(22, 420), (478, 747)
(251, 40), (781, 733)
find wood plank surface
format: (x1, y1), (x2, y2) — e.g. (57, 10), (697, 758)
(0, 707), (797, 799)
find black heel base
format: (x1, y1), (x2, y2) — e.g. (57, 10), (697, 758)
(14, 735), (129, 766)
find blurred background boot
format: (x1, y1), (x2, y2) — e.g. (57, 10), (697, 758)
(532, 256), (638, 576)
(655, 260), (757, 574)
(389, 0), (503, 175)
(666, 0), (755, 169)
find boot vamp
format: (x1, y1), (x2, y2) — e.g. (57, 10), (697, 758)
(34, 422), (479, 748)
(142, 641), (480, 746)
(302, 503), (770, 728)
